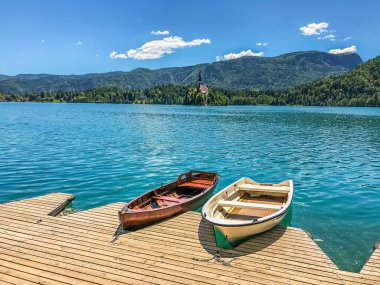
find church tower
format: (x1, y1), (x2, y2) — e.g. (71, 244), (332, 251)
(197, 71), (209, 94)
(198, 71), (203, 83)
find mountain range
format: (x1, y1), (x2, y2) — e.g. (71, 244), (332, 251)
(0, 51), (363, 94)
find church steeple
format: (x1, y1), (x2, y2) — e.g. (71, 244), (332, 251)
(197, 70), (209, 94)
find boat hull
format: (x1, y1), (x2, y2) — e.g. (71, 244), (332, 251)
(215, 211), (287, 245)
(119, 173), (218, 229)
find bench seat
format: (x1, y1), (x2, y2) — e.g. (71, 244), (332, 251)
(217, 200), (282, 210)
(239, 184), (290, 194)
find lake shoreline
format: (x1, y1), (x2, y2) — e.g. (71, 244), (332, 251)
(2, 100), (380, 108)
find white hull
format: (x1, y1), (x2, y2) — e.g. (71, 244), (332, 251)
(216, 211), (287, 244)
(202, 177), (293, 245)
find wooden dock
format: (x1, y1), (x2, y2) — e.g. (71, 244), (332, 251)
(0, 193), (378, 285)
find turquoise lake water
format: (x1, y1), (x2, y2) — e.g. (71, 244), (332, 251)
(0, 102), (379, 272)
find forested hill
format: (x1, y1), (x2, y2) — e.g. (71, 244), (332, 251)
(0, 51), (362, 94)
(1, 55), (378, 107)
(282, 56), (380, 106)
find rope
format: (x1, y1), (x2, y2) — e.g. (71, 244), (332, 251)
(192, 250), (237, 267)
(110, 224), (124, 243)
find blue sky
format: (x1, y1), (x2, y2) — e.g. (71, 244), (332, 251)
(0, 0), (379, 75)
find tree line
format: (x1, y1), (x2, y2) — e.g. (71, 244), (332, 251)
(1, 56), (379, 107)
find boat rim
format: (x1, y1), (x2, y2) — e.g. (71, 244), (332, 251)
(202, 208), (289, 227)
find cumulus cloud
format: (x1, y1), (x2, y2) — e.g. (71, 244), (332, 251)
(151, 30), (170, 35)
(301, 22), (351, 42)
(300, 22), (329, 36)
(75, 41), (82, 46)
(256, 42), (269, 46)
(109, 51), (128, 59)
(328, 45), (357, 54)
(216, 50), (264, 61)
(110, 36), (211, 60)
(318, 34), (336, 41)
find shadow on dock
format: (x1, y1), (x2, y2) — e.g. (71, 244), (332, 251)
(197, 218), (286, 259)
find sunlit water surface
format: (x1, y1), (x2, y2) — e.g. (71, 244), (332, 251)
(0, 103), (379, 272)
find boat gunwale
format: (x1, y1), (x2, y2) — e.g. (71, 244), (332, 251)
(203, 209), (289, 227)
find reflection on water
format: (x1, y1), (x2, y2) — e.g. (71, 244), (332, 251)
(0, 103), (379, 272)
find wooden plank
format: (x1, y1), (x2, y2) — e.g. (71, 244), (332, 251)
(361, 248), (380, 276)
(0, 248), (153, 285)
(0, 243), (203, 285)
(0, 256), (87, 285)
(217, 200), (282, 210)
(0, 193), (75, 217)
(0, 273), (38, 285)
(338, 271), (380, 284)
(239, 184), (290, 193)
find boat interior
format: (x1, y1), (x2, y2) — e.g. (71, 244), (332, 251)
(216, 183), (290, 221)
(128, 171), (218, 211)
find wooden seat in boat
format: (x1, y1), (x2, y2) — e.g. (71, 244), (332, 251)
(191, 179), (214, 185)
(152, 196), (182, 203)
(238, 184), (290, 194)
(178, 182), (209, 189)
(226, 209), (278, 220)
(217, 200), (282, 210)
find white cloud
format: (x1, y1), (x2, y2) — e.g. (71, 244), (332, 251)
(128, 36), (210, 60)
(256, 42), (269, 46)
(109, 51), (128, 59)
(75, 41), (82, 46)
(110, 36), (211, 60)
(318, 34), (336, 41)
(301, 22), (351, 42)
(216, 50), (264, 61)
(328, 45), (357, 54)
(300, 22), (329, 36)
(151, 30), (170, 36)
(41, 39), (46, 44)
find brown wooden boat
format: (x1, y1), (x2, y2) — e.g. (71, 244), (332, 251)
(118, 170), (219, 229)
